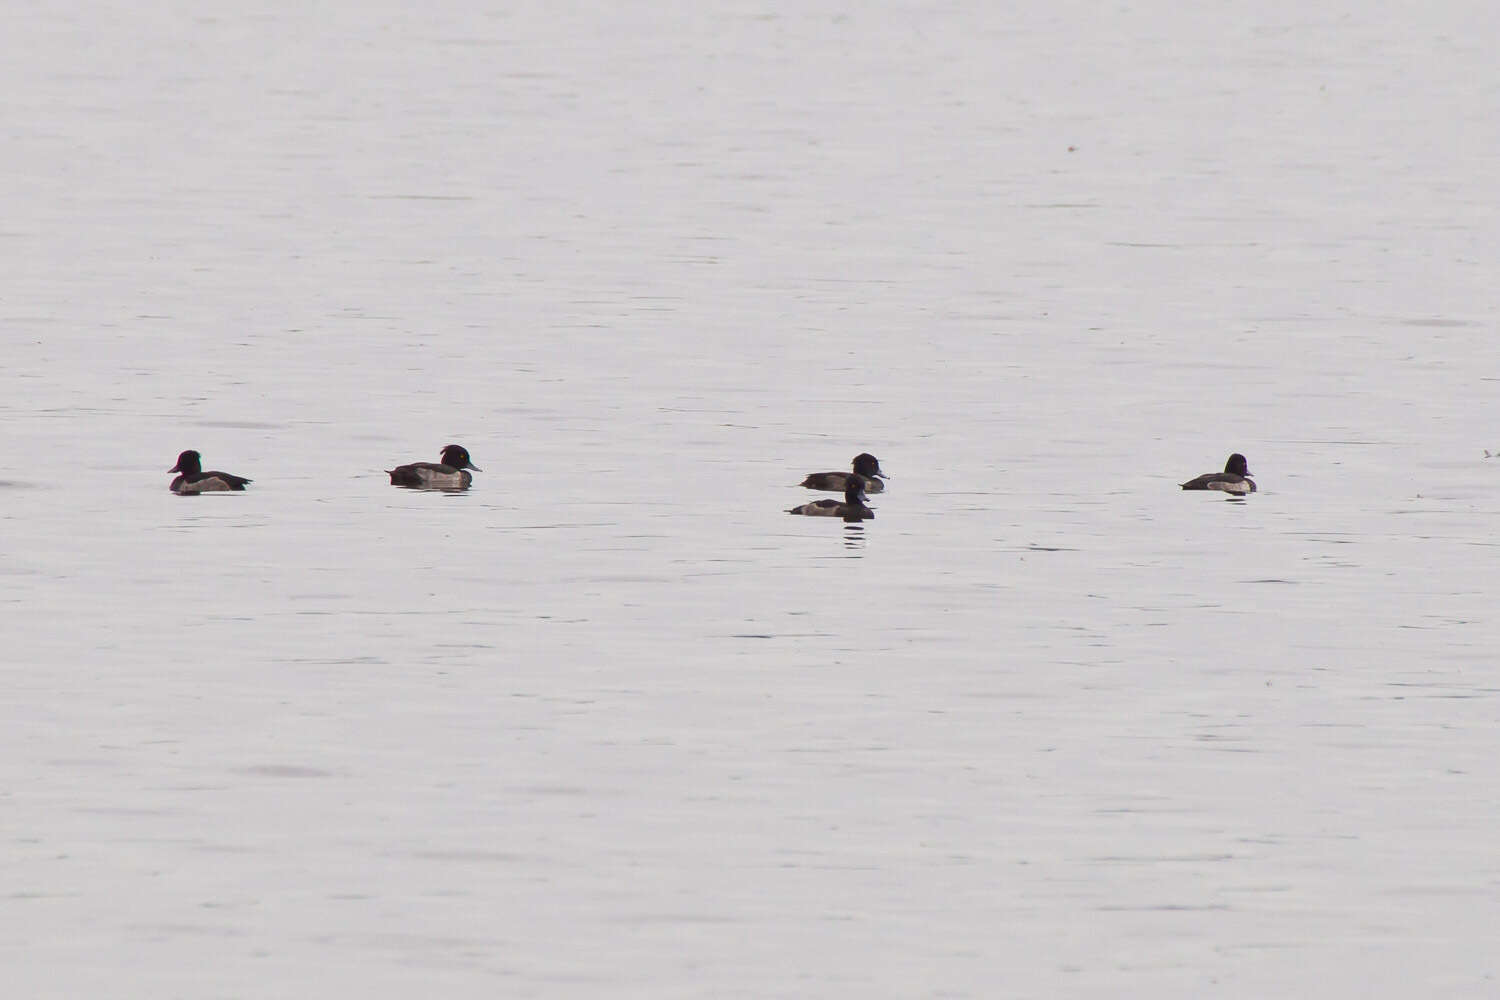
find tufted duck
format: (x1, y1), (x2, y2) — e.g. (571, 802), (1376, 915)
(800, 452), (888, 493)
(169, 450), (251, 494)
(387, 444), (480, 490)
(1180, 453), (1256, 495)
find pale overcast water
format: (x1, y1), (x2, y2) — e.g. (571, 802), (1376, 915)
(4, 1), (1498, 996)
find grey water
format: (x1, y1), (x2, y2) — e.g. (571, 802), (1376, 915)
(3, 1), (1498, 996)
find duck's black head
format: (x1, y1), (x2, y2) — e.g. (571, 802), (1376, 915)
(844, 477), (870, 505)
(440, 444), (480, 471)
(170, 450), (202, 474)
(852, 452), (887, 480)
(1224, 453), (1251, 477)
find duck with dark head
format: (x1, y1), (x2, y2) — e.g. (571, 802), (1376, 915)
(1180, 453), (1255, 495)
(800, 452), (888, 493)
(388, 444), (481, 491)
(169, 450), (251, 494)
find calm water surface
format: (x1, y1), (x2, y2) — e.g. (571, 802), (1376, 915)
(3, 1), (1498, 996)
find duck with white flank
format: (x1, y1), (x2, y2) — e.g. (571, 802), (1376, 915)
(169, 450), (251, 494)
(387, 444), (481, 491)
(1180, 453), (1256, 495)
(800, 452), (888, 493)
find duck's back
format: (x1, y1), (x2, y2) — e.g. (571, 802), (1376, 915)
(388, 462), (472, 490)
(1180, 473), (1254, 494)
(172, 471), (251, 494)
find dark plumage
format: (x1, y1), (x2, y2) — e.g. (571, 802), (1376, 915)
(800, 452), (888, 493)
(169, 450), (251, 494)
(387, 444), (480, 491)
(789, 476), (874, 520)
(1180, 453), (1256, 495)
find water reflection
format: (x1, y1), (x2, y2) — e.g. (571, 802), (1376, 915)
(842, 522), (867, 550)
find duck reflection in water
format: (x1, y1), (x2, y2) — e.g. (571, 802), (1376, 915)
(788, 477), (874, 521)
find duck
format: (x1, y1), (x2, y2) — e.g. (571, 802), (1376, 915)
(788, 476), (874, 520)
(387, 444), (480, 490)
(1180, 453), (1256, 495)
(800, 452), (888, 493)
(169, 450), (251, 494)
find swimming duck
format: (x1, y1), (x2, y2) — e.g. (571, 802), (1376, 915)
(387, 444), (480, 490)
(169, 450), (251, 494)
(800, 452), (888, 493)
(788, 476), (874, 520)
(1180, 453), (1256, 495)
